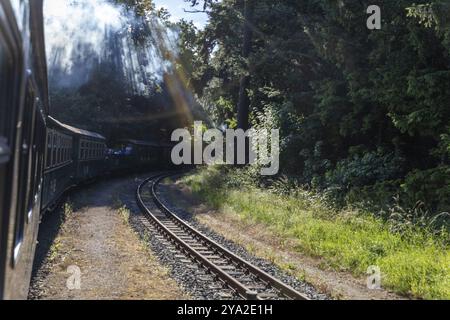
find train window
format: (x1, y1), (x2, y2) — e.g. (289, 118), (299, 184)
(55, 135), (59, 164)
(26, 98), (38, 223)
(69, 139), (72, 160)
(62, 138), (66, 162)
(67, 139), (70, 161)
(61, 138), (63, 163)
(54, 134), (58, 165)
(14, 82), (35, 262)
(52, 133), (57, 166)
(82, 140), (86, 159)
(60, 136), (63, 163)
(46, 132), (52, 168)
(51, 132), (54, 165)
(59, 135), (62, 164)
(57, 135), (60, 164)
(65, 138), (68, 162)
(0, 43), (5, 134)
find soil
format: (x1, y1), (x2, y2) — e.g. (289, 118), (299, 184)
(29, 175), (188, 300)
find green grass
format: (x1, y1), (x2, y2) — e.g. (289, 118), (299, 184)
(118, 205), (131, 225)
(182, 167), (450, 300)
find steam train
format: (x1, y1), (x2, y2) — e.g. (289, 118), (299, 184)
(0, 1), (172, 299)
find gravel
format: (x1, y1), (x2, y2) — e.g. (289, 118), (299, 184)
(121, 175), (329, 300)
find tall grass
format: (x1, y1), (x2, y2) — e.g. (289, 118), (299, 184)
(182, 167), (450, 299)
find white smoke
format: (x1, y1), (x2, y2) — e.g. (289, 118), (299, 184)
(44, 0), (179, 95)
(44, 0), (123, 71)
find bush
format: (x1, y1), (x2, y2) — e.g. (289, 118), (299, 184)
(325, 150), (406, 189)
(182, 167), (450, 299)
(401, 166), (450, 213)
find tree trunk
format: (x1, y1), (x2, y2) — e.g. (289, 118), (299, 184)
(237, 0), (255, 131)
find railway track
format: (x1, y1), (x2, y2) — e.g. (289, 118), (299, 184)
(136, 173), (310, 300)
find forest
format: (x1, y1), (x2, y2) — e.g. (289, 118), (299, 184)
(46, 0), (450, 223)
(176, 0), (450, 217)
(48, 0), (450, 222)
(45, 0), (450, 299)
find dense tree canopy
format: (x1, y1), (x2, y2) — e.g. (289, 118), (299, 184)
(177, 0), (450, 213)
(48, 0), (450, 214)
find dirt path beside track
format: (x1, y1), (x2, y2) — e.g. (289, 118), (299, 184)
(29, 175), (188, 300)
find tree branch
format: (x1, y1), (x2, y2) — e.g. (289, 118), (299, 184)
(183, 9), (207, 14)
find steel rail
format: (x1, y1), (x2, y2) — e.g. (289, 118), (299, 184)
(137, 173), (310, 300)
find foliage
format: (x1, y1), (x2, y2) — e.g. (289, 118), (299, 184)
(49, 59), (184, 142)
(182, 167), (450, 299)
(177, 0), (450, 214)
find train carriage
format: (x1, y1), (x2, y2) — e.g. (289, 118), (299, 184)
(0, 0), (47, 300)
(0, 0), (173, 300)
(160, 143), (175, 169)
(41, 117), (107, 211)
(108, 139), (161, 172)
(124, 139), (161, 169)
(73, 125), (106, 182)
(41, 117), (75, 211)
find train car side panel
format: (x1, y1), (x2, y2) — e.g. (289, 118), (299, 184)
(0, 0), (47, 300)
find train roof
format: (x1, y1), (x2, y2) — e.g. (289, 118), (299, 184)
(118, 139), (161, 147)
(48, 116), (106, 140)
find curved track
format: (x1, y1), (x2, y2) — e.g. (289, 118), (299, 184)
(136, 173), (310, 300)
